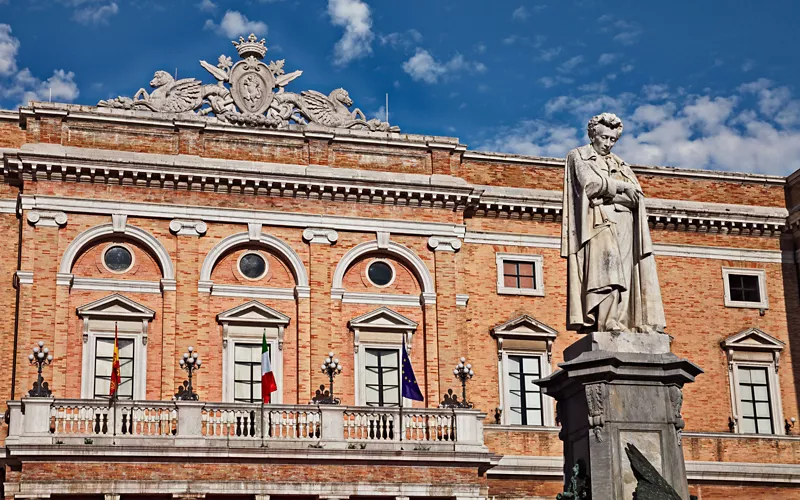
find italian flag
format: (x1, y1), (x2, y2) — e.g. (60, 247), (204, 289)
(262, 330), (277, 403)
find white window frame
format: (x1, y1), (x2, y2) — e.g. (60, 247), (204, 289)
(78, 295), (153, 401)
(496, 253), (545, 296)
(223, 335), (283, 404)
(498, 350), (554, 427)
(722, 267), (768, 310)
(355, 342), (410, 408)
(82, 329), (147, 401)
(728, 359), (783, 435)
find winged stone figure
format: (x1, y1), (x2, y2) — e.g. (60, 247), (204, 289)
(295, 88), (399, 132)
(99, 70), (203, 113)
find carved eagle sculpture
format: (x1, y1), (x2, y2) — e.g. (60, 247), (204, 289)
(99, 70), (203, 113)
(624, 443), (683, 500)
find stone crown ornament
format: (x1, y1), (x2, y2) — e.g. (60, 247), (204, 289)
(98, 34), (399, 133)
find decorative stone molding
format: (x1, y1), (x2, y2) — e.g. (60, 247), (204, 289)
(377, 232), (390, 249)
(428, 236), (462, 252)
(59, 223), (175, 280)
(302, 228), (339, 244)
(217, 300), (290, 351)
(721, 327), (785, 373)
(160, 279), (177, 292)
(669, 386), (685, 446)
(56, 272), (74, 287)
(491, 314), (558, 362)
(169, 219), (208, 236)
(14, 270), (33, 286)
(348, 307), (418, 353)
(456, 294), (469, 307)
(111, 213), (127, 233)
(71, 277), (162, 294)
(586, 383), (607, 442)
(26, 210), (67, 227)
(248, 222), (262, 241)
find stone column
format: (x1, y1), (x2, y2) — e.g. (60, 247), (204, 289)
(536, 332), (703, 500)
(429, 236), (462, 402)
(303, 228), (338, 401)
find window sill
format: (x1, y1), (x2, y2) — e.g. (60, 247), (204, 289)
(497, 287), (545, 297)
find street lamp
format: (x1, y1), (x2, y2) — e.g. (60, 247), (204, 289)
(440, 357), (474, 408)
(28, 341), (53, 397)
(312, 351), (342, 404)
(175, 346), (202, 401)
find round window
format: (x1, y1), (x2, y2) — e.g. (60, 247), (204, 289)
(239, 252), (267, 280)
(104, 245), (133, 272)
(367, 260), (394, 287)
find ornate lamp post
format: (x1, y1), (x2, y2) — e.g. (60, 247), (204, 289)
(440, 357), (474, 408)
(175, 346), (202, 401)
(312, 351), (342, 404)
(28, 341), (53, 397)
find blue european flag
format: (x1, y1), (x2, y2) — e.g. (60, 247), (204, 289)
(401, 337), (424, 402)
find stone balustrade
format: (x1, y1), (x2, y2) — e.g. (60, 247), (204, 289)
(5, 398), (487, 453)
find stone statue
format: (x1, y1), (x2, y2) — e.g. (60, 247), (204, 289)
(560, 113), (665, 333)
(98, 33), (398, 133)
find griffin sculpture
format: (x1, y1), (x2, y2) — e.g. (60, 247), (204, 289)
(99, 71), (206, 113)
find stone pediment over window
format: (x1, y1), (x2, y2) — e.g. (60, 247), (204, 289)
(217, 301), (291, 350)
(348, 307), (418, 352)
(76, 294), (155, 346)
(721, 327), (785, 371)
(77, 293), (156, 320)
(491, 314), (558, 361)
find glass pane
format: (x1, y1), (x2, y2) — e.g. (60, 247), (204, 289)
(96, 338), (114, 357)
(95, 358), (112, 377)
(234, 363), (252, 380)
(741, 418), (756, 433)
(753, 385), (769, 402)
(104, 246), (132, 272)
(95, 377), (110, 397)
(253, 382), (261, 401)
(503, 262), (517, 275)
(756, 418), (773, 434)
(381, 350), (398, 367)
(384, 387), (400, 406)
(518, 263), (535, 277)
(522, 357), (540, 374)
(755, 402), (771, 418)
(739, 385), (754, 402)
(239, 253), (267, 279)
(367, 261), (394, 286)
(383, 368), (399, 386)
(234, 382), (250, 400)
(504, 275), (518, 287)
(509, 408), (522, 425)
(738, 367), (751, 383)
(518, 276), (534, 289)
(750, 368), (767, 384)
(119, 358), (134, 377)
(526, 409), (542, 426)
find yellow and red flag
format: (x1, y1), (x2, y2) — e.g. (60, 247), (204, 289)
(109, 322), (121, 399)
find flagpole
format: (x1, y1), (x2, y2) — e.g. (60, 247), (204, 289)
(261, 328), (266, 442)
(111, 322), (118, 441)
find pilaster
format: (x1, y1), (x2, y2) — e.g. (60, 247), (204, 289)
(304, 229), (338, 402)
(431, 238), (459, 403)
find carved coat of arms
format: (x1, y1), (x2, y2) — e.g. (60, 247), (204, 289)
(99, 34), (398, 133)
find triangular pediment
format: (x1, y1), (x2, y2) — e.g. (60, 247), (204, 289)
(722, 327), (784, 352)
(217, 300), (290, 326)
(348, 307), (418, 331)
(77, 293), (155, 319)
(491, 314), (558, 340)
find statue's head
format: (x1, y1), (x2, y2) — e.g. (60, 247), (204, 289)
(333, 88), (353, 107)
(587, 113), (623, 156)
(150, 70), (174, 88)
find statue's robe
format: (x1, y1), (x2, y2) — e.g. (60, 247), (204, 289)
(560, 144), (666, 333)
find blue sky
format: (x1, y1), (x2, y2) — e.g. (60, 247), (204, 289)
(1, 0), (799, 174)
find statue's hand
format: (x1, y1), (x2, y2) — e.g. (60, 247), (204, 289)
(621, 185), (639, 205)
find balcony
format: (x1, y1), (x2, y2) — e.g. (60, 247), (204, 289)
(6, 398), (490, 460)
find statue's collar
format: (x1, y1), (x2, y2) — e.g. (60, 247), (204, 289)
(578, 144), (625, 165)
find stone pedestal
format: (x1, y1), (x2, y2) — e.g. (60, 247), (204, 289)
(536, 332), (702, 500)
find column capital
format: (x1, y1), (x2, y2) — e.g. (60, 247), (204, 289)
(428, 235), (462, 252)
(303, 228), (339, 244)
(26, 210), (67, 228)
(169, 219), (207, 236)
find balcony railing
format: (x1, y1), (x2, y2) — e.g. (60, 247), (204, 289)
(6, 398), (487, 452)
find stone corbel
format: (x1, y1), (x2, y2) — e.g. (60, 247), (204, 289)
(586, 383), (607, 442)
(377, 231), (390, 249)
(14, 270), (33, 287)
(427, 236), (463, 252)
(26, 210), (67, 228)
(169, 219), (208, 236)
(456, 294), (469, 307)
(726, 349), (734, 371)
(546, 339), (554, 363)
(111, 213), (127, 233)
(302, 228), (339, 245)
(496, 337), (504, 361)
(278, 325), (285, 351)
(248, 222), (262, 241)
(142, 319), (149, 346)
(774, 351), (781, 373)
(353, 328), (360, 353)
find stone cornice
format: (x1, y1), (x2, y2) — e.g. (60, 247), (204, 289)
(3, 144), (790, 234)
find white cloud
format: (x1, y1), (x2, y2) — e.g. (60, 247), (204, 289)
(538, 75), (573, 88)
(204, 10), (268, 38)
(0, 24), (20, 76)
(380, 29), (423, 50)
(739, 78), (800, 128)
(621, 64), (635, 73)
(512, 6), (529, 21)
(196, 0), (217, 12)
(72, 1), (118, 24)
(478, 120), (582, 157)
(741, 59), (756, 72)
(402, 48), (486, 84)
(642, 83), (669, 101)
(537, 46), (562, 62)
(328, 0), (374, 66)
(557, 55), (584, 73)
(598, 53), (618, 65)
(598, 15), (643, 46)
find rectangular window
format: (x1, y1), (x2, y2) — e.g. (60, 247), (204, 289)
(496, 253), (544, 296)
(507, 355), (544, 426)
(738, 366), (774, 434)
(728, 274), (761, 303)
(364, 348), (400, 407)
(503, 261), (536, 290)
(94, 337), (134, 400)
(234, 343), (265, 403)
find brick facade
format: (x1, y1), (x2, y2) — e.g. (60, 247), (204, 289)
(0, 103), (799, 499)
